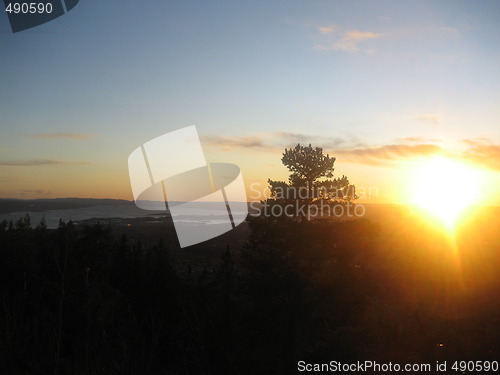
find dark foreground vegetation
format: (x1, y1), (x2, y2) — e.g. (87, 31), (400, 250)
(0, 210), (499, 374)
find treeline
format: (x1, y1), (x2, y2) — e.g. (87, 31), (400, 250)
(0, 215), (498, 374)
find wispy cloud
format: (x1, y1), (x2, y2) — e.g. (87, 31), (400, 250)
(334, 30), (381, 51)
(462, 139), (500, 171)
(0, 176), (27, 183)
(396, 136), (442, 144)
(273, 131), (348, 149)
(415, 115), (441, 124)
(0, 159), (91, 166)
(313, 23), (461, 55)
(202, 131), (352, 152)
(314, 26), (381, 52)
(203, 130), (500, 171)
(205, 132), (500, 173)
(439, 26), (459, 34)
(201, 135), (266, 151)
(22, 133), (96, 140)
(318, 25), (336, 34)
(19, 189), (51, 196)
(203, 131), (450, 167)
(334, 138), (500, 170)
(334, 144), (443, 165)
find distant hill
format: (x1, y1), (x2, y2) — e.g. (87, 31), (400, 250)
(0, 198), (134, 214)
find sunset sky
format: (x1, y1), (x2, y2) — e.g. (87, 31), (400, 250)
(1, 0), (499, 204)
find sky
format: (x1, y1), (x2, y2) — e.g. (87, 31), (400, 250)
(1, 0), (499, 204)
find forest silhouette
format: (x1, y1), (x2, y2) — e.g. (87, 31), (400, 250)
(0, 145), (498, 374)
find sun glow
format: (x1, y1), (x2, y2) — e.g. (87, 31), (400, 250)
(409, 156), (484, 227)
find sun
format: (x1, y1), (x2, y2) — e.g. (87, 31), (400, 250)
(409, 156), (483, 227)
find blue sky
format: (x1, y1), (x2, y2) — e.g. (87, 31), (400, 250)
(1, 0), (499, 202)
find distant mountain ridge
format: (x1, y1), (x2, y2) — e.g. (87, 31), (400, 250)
(0, 198), (134, 214)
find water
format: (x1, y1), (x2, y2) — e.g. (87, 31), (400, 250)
(0, 203), (248, 229)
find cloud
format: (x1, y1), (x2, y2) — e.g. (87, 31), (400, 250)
(440, 26), (458, 33)
(312, 44), (331, 51)
(396, 136), (442, 144)
(345, 30), (381, 41)
(330, 137), (500, 170)
(326, 137), (500, 170)
(314, 23), (460, 55)
(0, 176), (26, 183)
(202, 132), (350, 152)
(204, 131), (500, 172)
(19, 189), (51, 196)
(22, 133), (95, 140)
(202, 131), (452, 167)
(201, 135), (266, 151)
(274, 131), (348, 149)
(204, 132), (443, 166)
(333, 144), (443, 166)
(0, 159), (91, 166)
(334, 30), (381, 51)
(462, 139), (500, 171)
(378, 15), (392, 21)
(318, 25), (336, 34)
(314, 27), (381, 52)
(416, 115), (440, 124)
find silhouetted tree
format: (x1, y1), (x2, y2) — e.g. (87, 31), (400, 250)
(265, 143), (357, 220)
